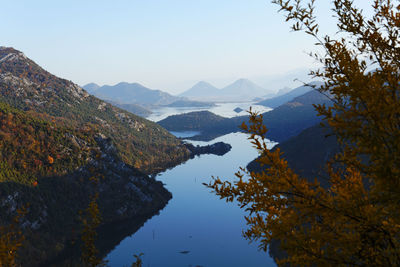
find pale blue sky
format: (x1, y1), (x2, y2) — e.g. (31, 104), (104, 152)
(0, 0), (372, 94)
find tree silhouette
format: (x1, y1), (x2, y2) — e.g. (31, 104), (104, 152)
(207, 1), (400, 265)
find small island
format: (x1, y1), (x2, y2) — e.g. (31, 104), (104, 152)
(185, 141), (232, 157)
(233, 107), (243, 113)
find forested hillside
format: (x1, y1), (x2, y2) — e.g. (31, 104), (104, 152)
(0, 47), (190, 174)
(0, 101), (172, 266)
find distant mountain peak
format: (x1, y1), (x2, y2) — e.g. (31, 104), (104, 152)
(195, 81), (215, 87)
(220, 78), (267, 99)
(179, 81), (219, 98)
(82, 83), (101, 93)
(236, 78), (251, 83)
(230, 78), (258, 87)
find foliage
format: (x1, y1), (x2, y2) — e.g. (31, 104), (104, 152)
(131, 253), (144, 267)
(0, 101), (96, 185)
(0, 208), (26, 267)
(80, 177), (107, 267)
(207, 1), (400, 266)
(0, 48), (190, 174)
(0, 101), (171, 266)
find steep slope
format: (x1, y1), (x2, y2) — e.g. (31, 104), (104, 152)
(257, 82), (322, 108)
(247, 124), (341, 186)
(0, 101), (172, 266)
(0, 47), (190, 173)
(105, 100), (152, 117)
(234, 89), (333, 142)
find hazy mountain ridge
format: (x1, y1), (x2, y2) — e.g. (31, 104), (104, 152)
(179, 81), (219, 98)
(82, 82), (100, 93)
(83, 82), (214, 112)
(257, 81), (323, 108)
(89, 82), (179, 106)
(179, 78), (273, 102)
(158, 89), (333, 142)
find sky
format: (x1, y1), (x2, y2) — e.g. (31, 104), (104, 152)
(0, 0), (373, 94)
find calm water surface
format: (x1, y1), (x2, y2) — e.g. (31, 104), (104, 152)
(147, 101), (271, 121)
(106, 132), (277, 267)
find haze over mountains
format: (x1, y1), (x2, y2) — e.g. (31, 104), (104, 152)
(179, 78), (273, 102)
(159, 88), (332, 142)
(84, 82), (182, 106)
(83, 82), (215, 117)
(257, 81), (323, 108)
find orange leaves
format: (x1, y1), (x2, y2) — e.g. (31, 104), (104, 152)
(207, 107), (400, 266)
(47, 155), (54, 164)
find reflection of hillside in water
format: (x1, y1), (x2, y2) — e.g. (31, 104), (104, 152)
(106, 133), (277, 267)
(147, 102), (272, 122)
(42, 212), (162, 267)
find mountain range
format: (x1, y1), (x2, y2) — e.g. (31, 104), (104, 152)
(257, 81), (323, 108)
(159, 89), (333, 142)
(179, 78), (273, 102)
(83, 82), (215, 113)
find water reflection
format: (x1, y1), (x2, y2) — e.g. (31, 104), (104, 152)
(147, 102), (271, 122)
(106, 133), (277, 267)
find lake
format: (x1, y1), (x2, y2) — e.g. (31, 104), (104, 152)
(106, 132), (278, 267)
(147, 101), (272, 121)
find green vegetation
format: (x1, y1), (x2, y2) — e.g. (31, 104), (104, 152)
(0, 101), (96, 185)
(0, 47), (190, 174)
(0, 100), (173, 266)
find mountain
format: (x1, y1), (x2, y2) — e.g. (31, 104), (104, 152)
(82, 82), (100, 93)
(88, 82), (180, 107)
(247, 124), (340, 186)
(106, 100), (152, 117)
(0, 100), (173, 266)
(247, 89), (333, 142)
(219, 78), (267, 100)
(0, 47), (190, 173)
(158, 89), (332, 142)
(257, 81), (323, 108)
(158, 110), (238, 140)
(179, 79), (271, 102)
(246, 123), (341, 262)
(179, 81), (219, 99)
(276, 86), (292, 96)
(0, 46), (197, 265)
(84, 82), (214, 110)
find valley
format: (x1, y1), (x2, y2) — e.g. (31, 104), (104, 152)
(0, 47), (336, 267)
